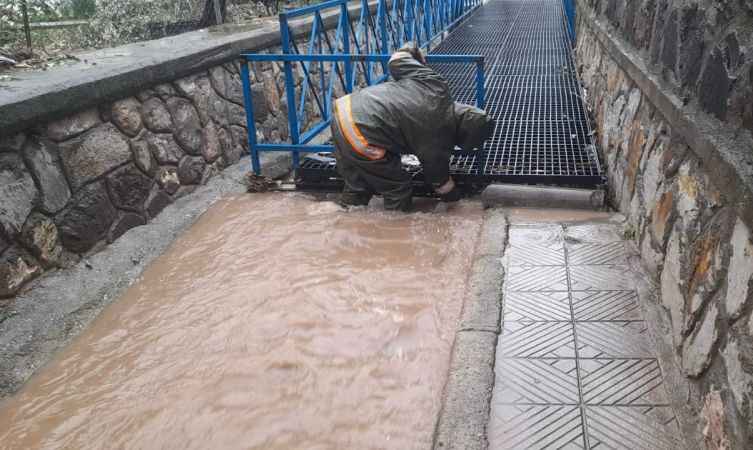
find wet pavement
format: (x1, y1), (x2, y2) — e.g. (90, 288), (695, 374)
(489, 214), (682, 450)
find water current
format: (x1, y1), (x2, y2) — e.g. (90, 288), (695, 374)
(0, 194), (483, 450)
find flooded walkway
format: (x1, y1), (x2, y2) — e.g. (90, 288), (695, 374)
(0, 194), (483, 450)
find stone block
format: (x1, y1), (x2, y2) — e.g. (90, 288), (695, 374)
(698, 48), (731, 120)
(722, 338), (753, 432)
(23, 137), (71, 214)
(660, 9), (678, 77)
(207, 95), (247, 129)
(681, 303), (719, 377)
(635, 0), (657, 50)
(702, 390), (731, 450)
(661, 226), (686, 349)
(106, 164), (153, 212)
(678, 5), (704, 89)
(651, 188), (675, 248)
(108, 212), (146, 242)
(0, 153), (37, 236)
(623, 120), (646, 205)
(0, 229), (8, 254)
(56, 180), (117, 253)
(20, 212), (62, 267)
(59, 123), (132, 191)
(262, 72), (281, 114)
(209, 66), (245, 105)
(145, 187), (172, 219)
(682, 212), (732, 337)
(641, 135), (667, 213)
(0, 244), (41, 298)
(146, 133), (184, 166)
(726, 218), (753, 320)
(0, 133), (26, 153)
(142, 98), (173, 133)
(46, 108), (101, 142)
(177, 156), (205, 185)
(166, 98), (203, 155)
(111, 98), (143, 137)
(129, 136), (157, 177)
(157, 167), (180, 195)
(201, 122), (222, 163)
(174, 75), (215, 125)
(251, 84), (270, 122)
(153, 83), (177, 99)
(216, 127), (237, 166)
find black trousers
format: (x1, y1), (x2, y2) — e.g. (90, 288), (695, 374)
(330, 120), (413, 211)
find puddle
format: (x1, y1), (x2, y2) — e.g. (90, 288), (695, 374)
(0, 194), (483, 449)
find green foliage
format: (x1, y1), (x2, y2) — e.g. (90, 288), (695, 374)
(61, 0), (96, 18)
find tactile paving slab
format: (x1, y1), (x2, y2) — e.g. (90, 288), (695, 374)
(491, 222), (682, 449)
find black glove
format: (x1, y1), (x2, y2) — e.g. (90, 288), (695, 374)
(441, 185), (462, 203)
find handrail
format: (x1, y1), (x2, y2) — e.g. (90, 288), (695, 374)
(240, 53), (485, 174)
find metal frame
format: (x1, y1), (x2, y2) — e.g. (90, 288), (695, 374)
(562, 0), (575, 43)
(241, 53), (485, 174)
(240, 0), (482, 174)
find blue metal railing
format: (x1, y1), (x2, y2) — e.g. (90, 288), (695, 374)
(240, 0), (482, 175)
(241, 53), (485, 174)
(563, 0), (575, 43)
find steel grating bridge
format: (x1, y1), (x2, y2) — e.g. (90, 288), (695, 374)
(428, 0), (603, 187)
(242, 0), (604, 190)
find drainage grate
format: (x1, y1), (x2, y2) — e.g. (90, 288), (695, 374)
(429, 0), (603, 187)
(296, 0), (603, 191)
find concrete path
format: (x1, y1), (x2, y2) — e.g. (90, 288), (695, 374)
(435, 208), (685, 450)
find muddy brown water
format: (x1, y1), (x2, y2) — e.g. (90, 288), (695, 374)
(0, 194), (483, 450)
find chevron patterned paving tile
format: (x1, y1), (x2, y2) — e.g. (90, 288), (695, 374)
(571, 291), (642, 321)
(567, 242), (628, 265)
(493, 358), (579, 404)
(489, 404), (585, 449)
(497, 321), (576, 358)
(585, 406), (682, 449)
(503, 291), (572, 321)
(506, 244), (566, 266)
(579, 359), (670, 406)
(508, 225), (565, 249)
(564, 224), (624, 244)
(507, 266), (569, 292)
(575, 322), (653, 358)
(568, 265), (633, 291)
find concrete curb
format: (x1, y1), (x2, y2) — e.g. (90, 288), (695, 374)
(433, 208), (509, 450)
(0, 154), (289, 398)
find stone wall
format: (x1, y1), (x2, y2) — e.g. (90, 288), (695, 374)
(0, 4), (381, 299)
(0, 61), (277, 298)
(575, 1), (753, 448)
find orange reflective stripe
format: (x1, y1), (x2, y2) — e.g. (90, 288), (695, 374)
(335, 95), (386, 160)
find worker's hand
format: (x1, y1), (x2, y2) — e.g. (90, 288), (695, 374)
(437, 178), (461, 202)
(441, 185), (462, 203)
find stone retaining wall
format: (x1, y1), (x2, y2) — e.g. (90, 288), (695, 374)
(0, 5), (377, 299)
(575, 1), (753, 448)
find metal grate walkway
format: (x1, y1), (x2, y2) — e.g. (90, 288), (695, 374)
(430, 0), (603, 187)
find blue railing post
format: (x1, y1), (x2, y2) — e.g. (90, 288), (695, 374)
(564, 0), (575, 44)
(340, 1), (354, 92)
(378, 0), (388, 58)
(279, 12), (301, 168)
(240, 62), (262, 174)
